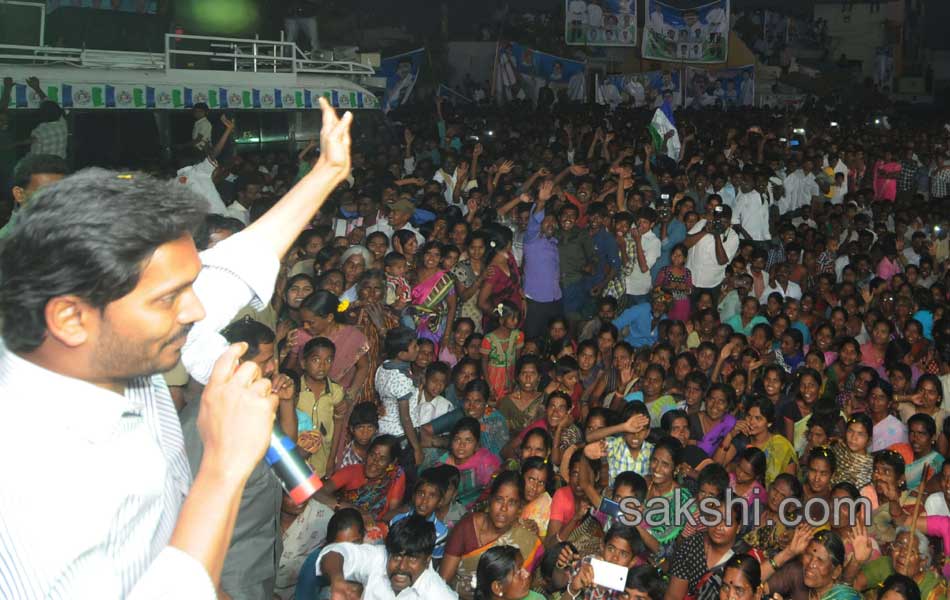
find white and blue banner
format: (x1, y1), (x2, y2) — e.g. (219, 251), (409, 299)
(565, 0), (637, 47)
(642, 0), (729, 63)
(494, 42), (587, 104)
(378, 48), (425, 113)
(595, 70), (682, 108)
(683, 64), (754, 110)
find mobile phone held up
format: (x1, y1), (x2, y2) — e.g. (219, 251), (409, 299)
(590, 557), (628, 592)
(599, 497), (622, 519)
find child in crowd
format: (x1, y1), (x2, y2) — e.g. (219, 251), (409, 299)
(297, 337), (344, 477)
(414, 361), (454, 427)
(384, 251), (411, 310)
(481, 301), (525, 402)
(376, 327), (424, 464)
(544, 356), (582, 420)
(337, 401), (379, 470)
(390, 468), (450, 562)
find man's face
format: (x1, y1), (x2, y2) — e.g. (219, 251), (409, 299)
(390, 209), (412, 229)
(12, 172), (66, 208)
(241, 184), (261, 206)
(192, 108), (206, 120)
(91, 235), (205, 381)
(386, 551), (428, 593)
(412, 482), (442, 518)
(559, 208), (578, 231)
(541, 214), (557, 238)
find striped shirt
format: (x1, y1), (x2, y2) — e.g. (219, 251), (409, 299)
(0, 229), (279, 598)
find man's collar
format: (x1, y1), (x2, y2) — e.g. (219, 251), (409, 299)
(383, 359), (412, 375)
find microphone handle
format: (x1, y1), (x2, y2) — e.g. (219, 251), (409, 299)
(265, 424), (323, 504)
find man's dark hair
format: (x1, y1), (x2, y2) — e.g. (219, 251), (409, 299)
(12, 154), (69, 189)
(0, 169), (205, 352)
(194, 214), (245, 251)
(385, 513), (436, 558)
(625, 564), (666, 600)
(348, 401), (379, 428)
(326, 507), (366, 542)
(221, 317), (275, 360)
(697, 463), (729, 498)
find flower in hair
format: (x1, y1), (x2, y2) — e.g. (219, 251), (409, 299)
(494, 303), (505, 317)
(489, 240), (497, 248)
(337, 299), (350, 313)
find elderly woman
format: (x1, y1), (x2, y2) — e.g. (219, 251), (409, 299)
(329, 269), (401, 470)
(339, 245), (372, 302)
(760, 529), (863, 600)
(441, 471), (542, 600)
(853, 528), (947, 600)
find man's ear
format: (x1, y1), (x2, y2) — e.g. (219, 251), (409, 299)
(44, 295), (96, 348)
(11, 186), (26, 206)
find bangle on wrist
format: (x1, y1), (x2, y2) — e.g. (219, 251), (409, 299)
(768, 556), (780, 571)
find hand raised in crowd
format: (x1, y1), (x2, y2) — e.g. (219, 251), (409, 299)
(622, 413), (649, 434)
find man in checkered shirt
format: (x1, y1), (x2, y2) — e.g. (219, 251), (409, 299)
(24, 76), (67, 159)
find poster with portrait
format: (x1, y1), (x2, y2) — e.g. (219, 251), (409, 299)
(595, 70), (682, 109)
(642, 0), (729, 63)
(494, 42), (588, 104)
(378, 48), (425, 113)
(683, 64), (754, 110)
(565, 0), (638, 47)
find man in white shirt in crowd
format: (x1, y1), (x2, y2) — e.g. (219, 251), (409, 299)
(732, 171), (771, 247)
(685, 200), (739, 302)
(225, 174), (263, 226)
(783, 157), (820, 214)
(366, 198), (425, 247)
(319, 514), (457, 600)
(622, 207), (661, 307)
(176, 115), (237, 216)
(192, 102), (213, 151)
(0, 98), (353, 598)
(759, 262), (802, 304)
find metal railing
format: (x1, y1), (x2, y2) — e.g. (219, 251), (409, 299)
(164, 33), (376, 76)
(0, 0), (45, 46)
(0, 31), (375, 78)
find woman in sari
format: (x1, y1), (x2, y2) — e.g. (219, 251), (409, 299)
(854, 528), (948, 600)
(824, 337), (860, 403)
(339, 245), (371, 302)
(868, 380), (908, 452)
(452, 230), (488, 332)
(639, 437), (692, 560)
(544, 451), (604, 558)
(411, 241), (457, 351)
(329, 269), (401, 470)
(441, 471), (542, 600)
(688, 383), (738, 457)
(715, 396), (796, 485)
(311, 435), (406, 543)
(288, 290), (370, 401)
(519, 457), (553, 538)
(830, 414), (875, 499)
(759, 529), (862, 600)
(780, 367), (823, 454)
(478, 226), (524, 331)
(440, 416), (502, 509)
(498, 355), (546, 437)
(742, 473), (803, 559)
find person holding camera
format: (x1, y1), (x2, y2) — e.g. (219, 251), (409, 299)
(684, 198), (739, 304)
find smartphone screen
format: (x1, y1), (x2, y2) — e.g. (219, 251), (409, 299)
(599, 497), (622, 518)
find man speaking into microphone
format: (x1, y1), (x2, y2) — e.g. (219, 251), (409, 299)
(0, 98), (352, 599)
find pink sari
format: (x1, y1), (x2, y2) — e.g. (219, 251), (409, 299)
(873, 160), (900, 202)
(410, 269), (455, 349)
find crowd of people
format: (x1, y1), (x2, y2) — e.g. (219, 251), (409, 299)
(5, 86), (950, 600)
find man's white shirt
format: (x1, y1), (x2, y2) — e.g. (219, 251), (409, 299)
(177, 159), (228, 216)
(317, 543), (458, 600)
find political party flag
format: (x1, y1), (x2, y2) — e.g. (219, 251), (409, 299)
(648, 100), (680, 161)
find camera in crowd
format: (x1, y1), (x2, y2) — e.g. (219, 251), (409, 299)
(657, 192), (673, 221)
(709, 205), (727, 234)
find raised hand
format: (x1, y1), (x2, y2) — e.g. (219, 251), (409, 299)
(623, 413), (649, 434)
(473, 142), (483, 158)
(272, 373), (296, 403)
(314, 97), (353, 188)
(849, 520), (873, 564)
(787, 524), (815, 557)
(497, 160), (514, 175)
(538, 179), (555, 203)
(537, 167), (551, 177)
(220, 114), (235, 130)
(569, 164), (590, 176)
(25, 76), (40, 90)
(404, 128), (415, 146)
(584, 440), (608, 460)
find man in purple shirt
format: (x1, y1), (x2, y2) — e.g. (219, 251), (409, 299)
(523, 180), (562, 340)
